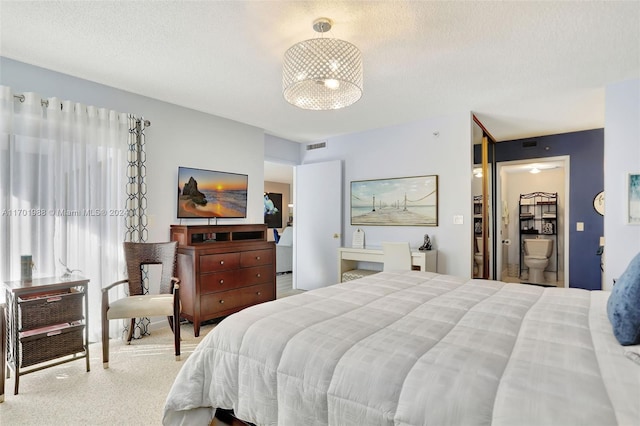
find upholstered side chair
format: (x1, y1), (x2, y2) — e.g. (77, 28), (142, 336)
(101, 241), (180, 369)
(382, 242), (412, 272)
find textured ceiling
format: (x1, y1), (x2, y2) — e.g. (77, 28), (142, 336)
(1, 1), (639, 144)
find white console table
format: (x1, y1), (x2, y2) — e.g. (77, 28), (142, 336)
(337, 247), (437, 282)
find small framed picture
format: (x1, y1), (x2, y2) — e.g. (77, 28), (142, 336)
(627, 172), (640, 224)
(352, 228), (365, 249)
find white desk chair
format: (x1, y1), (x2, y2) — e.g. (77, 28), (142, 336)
(382, 242), (412, 271)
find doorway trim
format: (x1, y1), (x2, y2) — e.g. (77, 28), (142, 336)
(495, 155), (570, 287)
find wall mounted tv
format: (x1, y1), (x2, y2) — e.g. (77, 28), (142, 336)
(177, 166), (248, 218)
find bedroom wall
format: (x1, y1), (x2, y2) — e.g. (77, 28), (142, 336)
(604, 78), (640, 290)
(299, 113), (474, 278)
(264, 133), (301, 165)
(0, 57), (266, 255)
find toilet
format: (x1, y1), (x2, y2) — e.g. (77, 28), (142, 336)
(474, 237), (484, 277)
(523, 238), (553, 283)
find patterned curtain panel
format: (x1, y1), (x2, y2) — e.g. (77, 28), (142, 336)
(125, 115), (151, 338)
(126, 115), (149, 244)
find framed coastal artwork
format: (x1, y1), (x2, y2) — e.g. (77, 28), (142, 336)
(351, 175), (438, 226)
(627, 172), (640, 224)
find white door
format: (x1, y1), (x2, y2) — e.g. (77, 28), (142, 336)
(293, 160), (342, 290)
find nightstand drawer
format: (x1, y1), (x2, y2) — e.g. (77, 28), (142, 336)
(18, 291), (84, 331)
(19, 323), (85, 368)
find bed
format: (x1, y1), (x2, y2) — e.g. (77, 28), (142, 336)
(163, 270), (640, 426)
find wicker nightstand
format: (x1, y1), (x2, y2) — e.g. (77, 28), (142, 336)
(3, 276), (90, 395)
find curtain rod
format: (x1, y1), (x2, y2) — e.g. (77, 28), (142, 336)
(12, 93), (151, 127)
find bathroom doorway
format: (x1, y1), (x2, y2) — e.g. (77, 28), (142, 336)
(495, 156), (570, 287)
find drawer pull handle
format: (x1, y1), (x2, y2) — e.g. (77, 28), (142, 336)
(219, 279), (224, 284)
(219, 300), (224, 304)
(47, 296), (62, 303)
(256, 256), (260, 260)
(220, 260), (224, 265)
(256, 291), (261, 296)
(256, 273), (261, 278)
(47, 330), (62, 337)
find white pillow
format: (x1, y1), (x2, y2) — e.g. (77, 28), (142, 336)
(278, 227), (293, 246)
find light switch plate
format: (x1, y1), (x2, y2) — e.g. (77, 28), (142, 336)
(576, 222), (584, 231)
(453, 215), (464, 225)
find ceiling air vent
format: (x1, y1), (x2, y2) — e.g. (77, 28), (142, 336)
(306, 141), (327, 151)
(522, 140), (537, 148)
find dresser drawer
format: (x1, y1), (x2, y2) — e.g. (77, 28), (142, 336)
(201, 265), (273, 293)
(200, 252), (240, 272)
(200, 270), (240, 294)
(201, 282), (274, 314)
(240, 249), (273, 267)
(20, 323), (85, 367)
(18, 290), (84, 331)
(237, 265), (273, 286)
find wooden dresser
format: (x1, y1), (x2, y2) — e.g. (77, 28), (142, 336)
(170, 224), (276, 337)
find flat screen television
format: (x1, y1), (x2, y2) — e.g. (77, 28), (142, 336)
(177, 166), (248, 218)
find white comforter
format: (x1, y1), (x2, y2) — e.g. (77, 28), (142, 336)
(163, 271), (640, 426)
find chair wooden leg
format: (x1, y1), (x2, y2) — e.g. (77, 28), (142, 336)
(102, 317), (109, 369)
(173, 289), (181, 361)
(126, 319), (135, 344)
(167, 315), (181, 361)
(102, 292), (109, 368)
(174, 314), (180, 361)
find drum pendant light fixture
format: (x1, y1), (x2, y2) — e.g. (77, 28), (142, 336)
(283, 18), (363, 110)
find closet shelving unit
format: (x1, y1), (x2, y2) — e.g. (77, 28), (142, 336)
(473, 195), (483, 236)
(519, 192), (558, 282)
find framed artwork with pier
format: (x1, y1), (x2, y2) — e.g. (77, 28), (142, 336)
(350, 175), (438, 226)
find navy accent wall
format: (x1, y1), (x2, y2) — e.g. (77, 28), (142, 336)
(476, 129), (604, 290)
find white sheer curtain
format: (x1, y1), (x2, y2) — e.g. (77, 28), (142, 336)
(0, 86), (129, 342)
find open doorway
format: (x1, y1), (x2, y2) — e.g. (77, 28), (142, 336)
(495, 156), (570, 287)
(264, 161), (294, 237)
(264, 161), (298, 297)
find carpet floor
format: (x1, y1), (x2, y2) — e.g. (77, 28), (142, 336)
(2, 320), (216, 425)
(2, 274), (302, 425)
